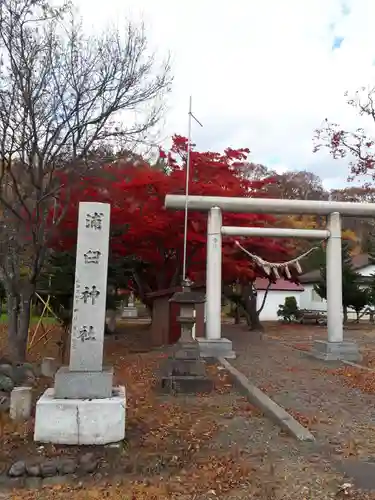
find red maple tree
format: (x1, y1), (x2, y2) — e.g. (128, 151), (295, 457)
(53, 135), (293, 303)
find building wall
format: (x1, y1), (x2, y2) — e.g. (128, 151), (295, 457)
(257, 264), (375, 321)
(299, 284), (327, 311)
(358, 264), (375, 276)
(257, 290), (302, 321)
(299, 284), (357, 317)
(300, 267), (375, 319)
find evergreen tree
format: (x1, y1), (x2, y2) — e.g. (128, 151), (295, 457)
(361, 230), (375, 318)
(38, 249), (140, 327)
(347, 287), (369, 322)
(361, 226), (375, 261)
(37, 251), (76, 326)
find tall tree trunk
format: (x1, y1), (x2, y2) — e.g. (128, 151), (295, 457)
(7, 284), (35, 361)
(223, 283), (264, 331)
(234, 305), (241, 325)
(18, 294), (32, 360)
(242, 284), (263, 331)
(7, 291), (20, 359)
(257, 282), (272, 316)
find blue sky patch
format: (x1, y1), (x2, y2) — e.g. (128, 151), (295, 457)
(332, 36), (344, 50)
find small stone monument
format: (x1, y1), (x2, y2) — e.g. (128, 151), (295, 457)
(34, 202), (126, 445)
(122, 291), (138, 318)
(161, 279), (213, 394)
(10, 387), (32, 421)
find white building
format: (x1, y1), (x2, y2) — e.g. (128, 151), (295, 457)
(255, 254), (375, 321)
(255, 277), (304, 321)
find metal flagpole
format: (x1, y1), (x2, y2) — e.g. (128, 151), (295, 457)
(182, 96), (203, 282)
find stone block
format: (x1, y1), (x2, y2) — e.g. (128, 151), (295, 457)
(310, 340), (361, 362)
(54, 366), (113, 399)
(196, 337), (236, 359)
(172, 340), (201, 360)
(41, 357), (58, 378)
(121, 307), (138, 318)
(167, 358), (206, 377)
(161, 375), (213, 394)
(10, 387), (32, 421)
(34, 386), (126, 445)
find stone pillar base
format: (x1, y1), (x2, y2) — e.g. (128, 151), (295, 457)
(160, 338), (214, 394)
(34, 386), (126, 445)
(54, 366), (113, 399)
(196, 337), (236, 359)
(310, 340), (362, 362)
(161, 375), (213, 394)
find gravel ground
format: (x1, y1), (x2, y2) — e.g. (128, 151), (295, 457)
(6, 322), (375, 499)
(153, 384), (344, 500)
(222, 322), (375, 498)
(204, 410), (342, 499)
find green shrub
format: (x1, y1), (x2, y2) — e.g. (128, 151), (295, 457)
(277, 296), (300, 323)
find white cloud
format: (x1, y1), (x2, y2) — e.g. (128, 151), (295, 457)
(75, 0), (375, 185)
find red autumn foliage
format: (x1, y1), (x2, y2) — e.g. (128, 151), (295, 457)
(53, 135), (293, 297)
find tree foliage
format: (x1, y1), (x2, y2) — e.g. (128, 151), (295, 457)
(314, 87), (375, 182)
(267, 170), (327, 201)
(0, 0), (172, 360)
(277, 296), (300, 323)
(39, 249), (132, 331)
(314, 242), (368, 321)
(54, 136), (298, 327)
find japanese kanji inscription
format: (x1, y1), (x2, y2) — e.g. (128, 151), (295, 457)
(85, 212), (104, 230)
(81, 285), (100, 305)
(69, 202), (111, 372)
(77, 325), (96, 342)
(84, 250), (101, 264)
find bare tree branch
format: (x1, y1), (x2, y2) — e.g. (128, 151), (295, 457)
(0, 0), (172, 360)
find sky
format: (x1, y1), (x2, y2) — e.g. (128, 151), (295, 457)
(75, 0), (375, 190)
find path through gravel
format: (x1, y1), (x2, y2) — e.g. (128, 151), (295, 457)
(222, 323), (375, 498)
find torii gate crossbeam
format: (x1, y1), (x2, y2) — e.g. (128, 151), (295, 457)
(164, 195), (375, 362)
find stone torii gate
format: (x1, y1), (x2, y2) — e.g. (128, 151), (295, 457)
(165, 194), (375, 361)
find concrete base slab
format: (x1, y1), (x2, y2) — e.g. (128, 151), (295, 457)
(219, 358), (315, 441)
(34, 386), (126, 445)
(310, 340), (362, 362)
(196, 337), (236, 359)
(54, 366), (113, 399)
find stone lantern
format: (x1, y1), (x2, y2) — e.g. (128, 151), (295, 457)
(161, 279), (213, 394)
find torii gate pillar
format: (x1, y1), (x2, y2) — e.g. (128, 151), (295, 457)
(165, 195), (367, 362)
(311, 212), (361, 361)
(197, 206), (236, 359)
